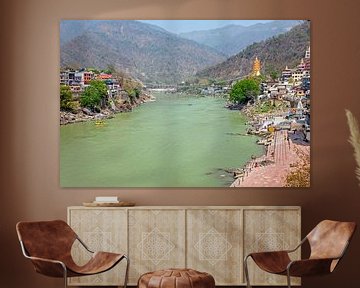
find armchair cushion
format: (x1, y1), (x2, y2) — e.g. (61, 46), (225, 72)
(287, 258), (334, 277)
(66, 251), (124, 276)
(250, 251), (291, 274)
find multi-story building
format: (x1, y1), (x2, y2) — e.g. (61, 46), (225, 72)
(302, 70), (310, 78)
(60, 71), (69, 85)
(281, 66), (293, 82)
(83, 71), (94, 84)
(305, 46), (310, 59)
(68, 71), (75, 85)
(60, 70), (76, 86)
(104, 79), (121, 98)
(73, 71), (94, 85)
(302, 76), (310, 91)
(74, 72), (84, 85)
(292, 70), (304, 82)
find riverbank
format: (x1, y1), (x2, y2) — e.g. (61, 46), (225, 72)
(231, 129), (310, 187)
(230, 104), (310, 187)
(60, 92), (154, 125)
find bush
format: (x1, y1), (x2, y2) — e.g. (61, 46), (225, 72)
(255, 101), (276, 113)
(60, 85), (74, 111)
(285, 147), (310, 187)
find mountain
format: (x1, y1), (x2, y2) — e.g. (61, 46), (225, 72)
(60, 20), (226, 84)
(179, 20), (302, 57)
(196, 21), (310, 81)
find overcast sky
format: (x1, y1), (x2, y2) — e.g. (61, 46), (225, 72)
(139, 20), (274, 34)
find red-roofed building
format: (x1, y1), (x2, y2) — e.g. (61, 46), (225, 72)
(97, 73), (113, 80)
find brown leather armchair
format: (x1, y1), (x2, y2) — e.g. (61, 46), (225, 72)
(244, 220), (356, 288)
(16, 220), (129, 288)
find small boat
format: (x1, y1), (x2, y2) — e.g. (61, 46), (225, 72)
(95, 120), (106, 126)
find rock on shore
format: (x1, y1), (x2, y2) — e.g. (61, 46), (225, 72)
(60, 93), (152, 125)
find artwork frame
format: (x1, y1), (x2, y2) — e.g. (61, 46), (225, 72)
(60, 20), (310, 188)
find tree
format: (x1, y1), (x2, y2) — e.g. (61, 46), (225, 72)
(80, 80), (108, 110)
(229, 78), (260, 104)
(80, 86), (101, 109)
(89, 80), (108, 98)
(60, 85), (73, 111)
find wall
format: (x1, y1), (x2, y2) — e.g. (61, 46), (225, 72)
(1, 0), (360, 287)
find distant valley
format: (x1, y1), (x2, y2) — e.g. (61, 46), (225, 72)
(180, 20), (301, 57)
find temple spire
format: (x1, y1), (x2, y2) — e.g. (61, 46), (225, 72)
(252, 57), (261, 76)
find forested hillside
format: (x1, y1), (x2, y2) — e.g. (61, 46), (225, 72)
(196, 21), (310, 80)
(61, 20), (226, 84)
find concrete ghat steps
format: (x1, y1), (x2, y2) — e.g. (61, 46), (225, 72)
(234, 129), (304, 187)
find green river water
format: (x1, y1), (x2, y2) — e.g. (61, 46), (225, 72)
(60, 92), (264, 187)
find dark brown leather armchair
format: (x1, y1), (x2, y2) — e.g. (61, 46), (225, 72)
(244, 220), (356, 288)
(16, 220), (129, 288)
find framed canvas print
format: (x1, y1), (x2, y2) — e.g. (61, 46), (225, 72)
(60, 20), (310, 187)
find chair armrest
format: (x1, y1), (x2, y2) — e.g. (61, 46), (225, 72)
(287, 258), (336, 277)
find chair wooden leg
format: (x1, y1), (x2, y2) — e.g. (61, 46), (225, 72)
(244, 255), (252, 288)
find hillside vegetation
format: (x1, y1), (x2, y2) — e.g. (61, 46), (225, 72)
(60, 20), (226, 84)
(180, 20), (301, 56)
(196, 21), (310, 81)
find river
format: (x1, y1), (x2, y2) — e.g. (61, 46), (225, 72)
(60, 92), (264, 187)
